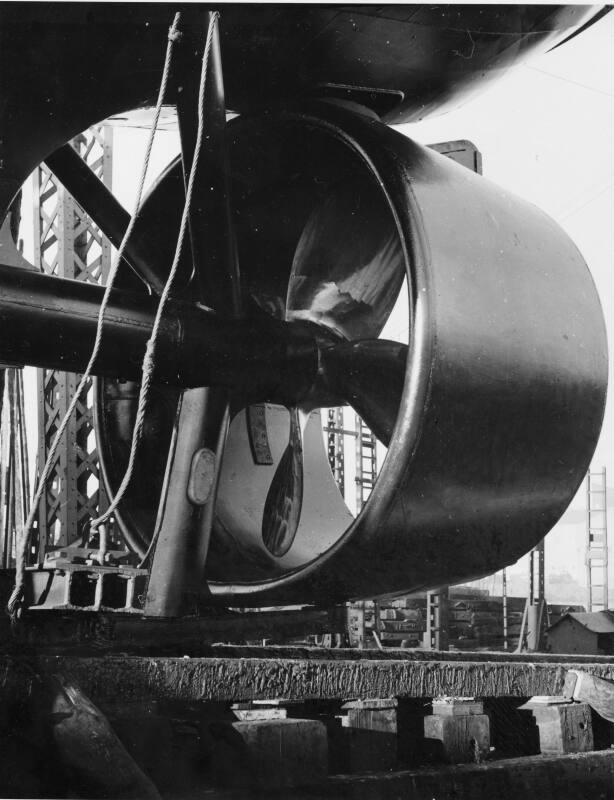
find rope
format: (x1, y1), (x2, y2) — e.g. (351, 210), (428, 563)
(91, 14), (219, 536)
(7, 12), (183, 621)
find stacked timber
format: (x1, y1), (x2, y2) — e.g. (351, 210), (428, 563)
(448, 598), (586, 650)
(349, 592), (586, 651)
(349, 599), (427, 647)
(449, 596), (526, 649)
(379, 607), (425, 645)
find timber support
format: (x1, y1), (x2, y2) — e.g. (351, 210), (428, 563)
(3, 648), (614, 798)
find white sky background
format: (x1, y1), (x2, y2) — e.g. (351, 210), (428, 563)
(19, 7), (614, 601)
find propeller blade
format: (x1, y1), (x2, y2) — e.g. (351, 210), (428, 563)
(260, 339), (405, 558)
(285, 174), (405, 341)
(262, 406), (305, 557)
(319, 339), (407, 447)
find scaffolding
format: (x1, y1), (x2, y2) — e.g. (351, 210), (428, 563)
(33, 125), (112, 558)
(586, 466), (608, 612)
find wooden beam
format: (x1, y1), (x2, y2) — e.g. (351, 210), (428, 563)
(4, 655), (614, 704)
(187, 750), (614, 799)
(46, 674), (161, 800)
(11, 608), (347, 653)
(321, 750), (614, 800)
(565, 670), (614, 723)
(203, 645), (614, 665)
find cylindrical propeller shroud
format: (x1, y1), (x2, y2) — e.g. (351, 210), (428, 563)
(95, 103), (606, 605)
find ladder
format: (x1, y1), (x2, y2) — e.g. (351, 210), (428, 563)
(323, 409), (378, 513)
(586, 467), (608, 612)
(355, 414), (377, 513)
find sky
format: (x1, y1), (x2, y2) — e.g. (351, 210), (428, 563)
(18, 7), (614, 605)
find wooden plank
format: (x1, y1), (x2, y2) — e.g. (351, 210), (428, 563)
(317, 750), (614, 800)
(3, 656), (614, 704)
(47, 674), (161, 799)
(198, 644), (614, 665)
(566, 670), (614, 723)
(5, 607), (347, 653)
(196, 750), (614, 799)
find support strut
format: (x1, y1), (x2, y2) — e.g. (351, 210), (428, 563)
(45, 144), (168, 294)
(144, 11), (243, 615)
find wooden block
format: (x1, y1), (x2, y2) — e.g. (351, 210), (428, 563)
(343, 698), (398, 710)
(342, 697), (428, 770)
(346, 706), (399, 735)
(232, 708), (287, 721)
(523, 695), (570, 705)
(520, 700), (593, 755)
(424, 713), (490, 763)
(564, 670), (614, 748)
(565, 669), (614, 723)
(432, 698), (484, 716)
(231, 701), (287, 721)
(209, 718), (327, 789)
(343, 697), (398, 771)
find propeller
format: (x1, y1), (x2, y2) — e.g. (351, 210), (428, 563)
(260, 336), (407, 559)
(317, 339), (407, 448)
(286, 174), (405, 341)
(40, 98), (409, 567)
(260, 172), (406, 554)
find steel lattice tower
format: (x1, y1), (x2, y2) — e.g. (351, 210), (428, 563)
(33, 125), (112, 558)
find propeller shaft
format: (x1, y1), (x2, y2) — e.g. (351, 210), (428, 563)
(0, 263), (317, 405)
